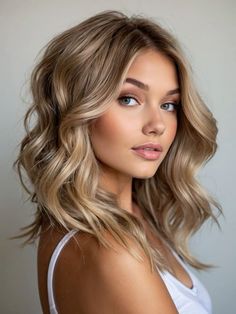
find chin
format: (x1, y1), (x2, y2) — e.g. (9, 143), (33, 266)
(132, 168), (158, 179)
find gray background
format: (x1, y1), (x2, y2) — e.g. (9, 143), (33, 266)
(1, 0), (235, 313)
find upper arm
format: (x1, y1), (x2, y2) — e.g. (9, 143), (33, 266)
(54, 232), (178, 314)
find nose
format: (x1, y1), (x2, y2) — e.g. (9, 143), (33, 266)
(142, 106), (166, 136)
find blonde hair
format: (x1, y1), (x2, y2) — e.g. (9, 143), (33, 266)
(13, 10), (222, 273)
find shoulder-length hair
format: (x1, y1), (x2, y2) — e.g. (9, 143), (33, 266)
(13, 10), (222, 272)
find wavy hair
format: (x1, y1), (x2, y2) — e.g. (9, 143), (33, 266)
(13, 10), (222, 273)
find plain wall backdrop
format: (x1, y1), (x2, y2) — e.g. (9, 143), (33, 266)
(1, 0), (235, 313)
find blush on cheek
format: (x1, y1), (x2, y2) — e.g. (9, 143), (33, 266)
(93, 111), (132, 143)
(93, 113), (116, 135)
(171, 120), (178, 137)
(89, 115), (119, 157)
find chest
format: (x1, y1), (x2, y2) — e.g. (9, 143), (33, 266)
(141, 218), (194, 290)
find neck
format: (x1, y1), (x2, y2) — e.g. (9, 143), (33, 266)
(98, 168), (135, 214)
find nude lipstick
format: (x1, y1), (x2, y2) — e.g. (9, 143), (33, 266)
(131, 142), (163, 160)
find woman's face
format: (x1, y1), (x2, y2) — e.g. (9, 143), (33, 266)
(89, 49), (180, 181)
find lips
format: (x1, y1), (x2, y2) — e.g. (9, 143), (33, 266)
(131, 142), (163, 160)
(132, 142), (163, 152)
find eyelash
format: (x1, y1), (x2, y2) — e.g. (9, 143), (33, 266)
(118, 95), (180, 112)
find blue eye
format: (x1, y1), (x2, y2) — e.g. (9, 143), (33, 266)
(118, 96), (138, 106)
(161, 102), (178, 112)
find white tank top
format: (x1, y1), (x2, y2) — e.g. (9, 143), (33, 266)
(47, 229), (212, 314)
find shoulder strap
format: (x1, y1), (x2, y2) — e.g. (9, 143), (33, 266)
(47, 229), (78, 314)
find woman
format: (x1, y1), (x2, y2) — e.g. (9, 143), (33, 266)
(14, 10), (222, 314)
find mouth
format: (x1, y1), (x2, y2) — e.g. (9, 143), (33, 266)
(131, 142), (163, 160)
(133, 147), (160, 151)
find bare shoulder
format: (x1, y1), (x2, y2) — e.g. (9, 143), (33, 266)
(37, 222), (96, 314)
(38, 226), (178, 314)
(83, 231), (178, 314)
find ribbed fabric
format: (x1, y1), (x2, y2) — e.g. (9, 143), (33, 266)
(47, 230), (212, 314)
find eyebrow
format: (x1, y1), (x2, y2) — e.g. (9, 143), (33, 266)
(124, 77), (180, 96)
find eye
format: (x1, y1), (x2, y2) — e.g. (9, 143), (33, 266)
(118, 96), (139, 106)
(161, 102), (179, 112)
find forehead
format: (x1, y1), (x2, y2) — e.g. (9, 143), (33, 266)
(123, 49), (179, 90)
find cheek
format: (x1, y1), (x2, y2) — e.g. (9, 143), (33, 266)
(166, 117), (178, 146)
(171, 119), (178, 139)
(92, 116), (114, 143)
(89, 112), (133, 155)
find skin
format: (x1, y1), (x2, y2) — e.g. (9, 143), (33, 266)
(89, 49), (180, 214)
